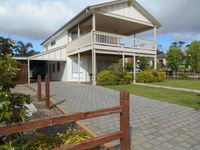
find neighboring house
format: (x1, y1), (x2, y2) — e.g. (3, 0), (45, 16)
(157, 53), (167, 67)
(17, 0), (161, 85)
(149, 53), (167, 68)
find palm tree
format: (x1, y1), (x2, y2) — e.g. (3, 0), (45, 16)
(16, 41), (39, 56)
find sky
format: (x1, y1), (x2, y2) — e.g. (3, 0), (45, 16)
(0, 0), (200, 52)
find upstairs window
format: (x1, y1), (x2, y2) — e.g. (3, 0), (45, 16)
(51, 41), (56, 47)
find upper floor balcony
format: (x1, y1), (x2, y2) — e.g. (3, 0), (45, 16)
(67, 30), (156, 56)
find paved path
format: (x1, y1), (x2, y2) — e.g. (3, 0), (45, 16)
(135, 83), (200, 94)
(29, 82), (200, 150)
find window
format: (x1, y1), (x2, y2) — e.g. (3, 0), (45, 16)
(51, 41), (56, 47)
(57, 62), (60, 72)
(72, 60), (83, 79)
(53, 64), (55, 73)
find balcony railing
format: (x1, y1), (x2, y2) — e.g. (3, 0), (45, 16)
(67, 31), (156, 53)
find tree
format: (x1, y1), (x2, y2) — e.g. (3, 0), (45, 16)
(0, 36), (17, 56)
(186, 41), (200, 76)
(138, 57), (149, 71)
(0, 37), (31, 125)
(16, 41), (38, 56)
(167, 47), (182, 76)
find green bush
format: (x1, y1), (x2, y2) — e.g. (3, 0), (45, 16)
(97, 70), (132, 86)
(96, 70), (119, 86)
(151, 71), (165, 82)
(117, 71), (132, 85)
(136, 71), (166, 83)
(0, 127), (92, 150)
(136, 71), (154, 83)
(177, 75), (190, 80)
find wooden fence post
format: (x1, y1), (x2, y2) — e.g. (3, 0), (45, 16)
(45, 75), (50, 109)
(37, 75), (42, 102)
(120, 90), (131, 150)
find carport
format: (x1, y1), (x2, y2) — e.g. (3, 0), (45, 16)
(27, 46), (67, 83)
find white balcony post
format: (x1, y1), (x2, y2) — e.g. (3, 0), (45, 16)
(122, 52), (125, 71)
(28, 59), (30, 84)
(92, 13), (96, 31)
(92, 49), (96, 85)
(78, 24), (80, 38)
(154, 27), (157, 70)
(78, 53), (80, 83)
(133, 34), (136, 47)
(133, 54), (136, 83)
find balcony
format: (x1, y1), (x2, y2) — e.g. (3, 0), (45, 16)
(67, 31), (156, 56)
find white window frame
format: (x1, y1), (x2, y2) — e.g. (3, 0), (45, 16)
(72, 60), (83, 79)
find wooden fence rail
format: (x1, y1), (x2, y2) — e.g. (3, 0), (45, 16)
(0, 91), (130, 150)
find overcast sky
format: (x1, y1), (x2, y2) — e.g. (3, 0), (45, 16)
(0, 0), (199, 51)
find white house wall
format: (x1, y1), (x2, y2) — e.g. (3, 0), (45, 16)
(30, 47), (67, 61)
(45, 31), (68, 51)
(97, 2), (152, 25)
(66, 55), (90, 82)
(48, 61), (67, 81)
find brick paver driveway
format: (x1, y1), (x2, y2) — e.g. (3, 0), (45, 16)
(31, 82), (200, 150)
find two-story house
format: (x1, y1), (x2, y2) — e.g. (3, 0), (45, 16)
(27, 0), (161, 85)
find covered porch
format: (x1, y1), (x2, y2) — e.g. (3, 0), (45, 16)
(70, 49), (155, 85)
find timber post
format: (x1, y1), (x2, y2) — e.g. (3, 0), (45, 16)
(37, 75), (42, 102)
(120, 90), (131, 150)
(45, 74), (50, 109)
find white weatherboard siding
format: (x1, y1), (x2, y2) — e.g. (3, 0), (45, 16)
(30, 46), (67, 61)
(45, 31), (68, 51)
(66, 55), (90, 82)
(48, 61), (67, 81)
(97, 2), (153, 25)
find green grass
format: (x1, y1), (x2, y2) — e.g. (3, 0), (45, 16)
(105, 84), (200, 109)
(148, 80), (200, 90)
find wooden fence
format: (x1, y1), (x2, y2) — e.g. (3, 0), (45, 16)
(0, 89), (131, 150)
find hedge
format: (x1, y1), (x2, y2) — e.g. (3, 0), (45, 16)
(97, 70), (132, 86)
(136, 71), (166, 83)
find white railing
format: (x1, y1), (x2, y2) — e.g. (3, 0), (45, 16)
(67, 32), (92, 52)
(67, 31), (156, 53)
(94, 31), (156, 50)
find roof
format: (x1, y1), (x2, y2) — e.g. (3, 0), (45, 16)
(157, 53), (167, 59)
(41, 0), (161, 45)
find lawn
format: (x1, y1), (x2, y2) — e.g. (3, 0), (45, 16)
(105, 84), (200, 109)
(148, 80), (200, 90)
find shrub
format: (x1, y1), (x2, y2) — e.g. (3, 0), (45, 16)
(97, 70), (132, 85)
(0, 55), (20, 92)
(136, 71), (154, 83)
(96, 70), (119, 86)
(117, 71), (132, 85)
(0, 91), (31, 125)
(152, 71), (166, 82)
(0, 127), (92, 150)
(177, 75), (190, 80)
(136, 71), (165, 83)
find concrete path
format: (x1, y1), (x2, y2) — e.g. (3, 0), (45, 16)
(135, 83), (200, 94)
(29, 82), (200, 150)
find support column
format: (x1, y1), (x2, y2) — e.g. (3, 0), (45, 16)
(78, 24), (80, 38)
(92, 49), (96, 85)
(154, 27), (157, 70)
(133, 34), (136, 47)
(78, 53), (80, 83)
(28, 59), (30, 84)
(133, 54), (136, 83)
(92, 13), (96, 31)
(122, 52), (125, 71)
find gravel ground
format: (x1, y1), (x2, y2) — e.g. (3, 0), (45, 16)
(10, 84), (107, 150)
